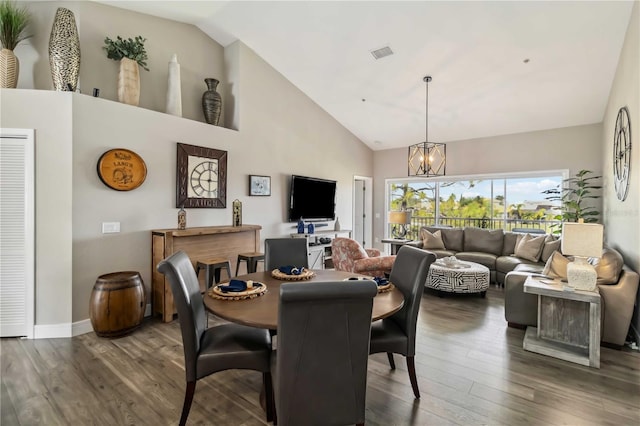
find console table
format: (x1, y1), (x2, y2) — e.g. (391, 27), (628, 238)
(151, 225), (261, 322)
(523, 277), (601, 368)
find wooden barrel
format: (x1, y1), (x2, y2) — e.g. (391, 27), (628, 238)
(90, 271), (145, 337)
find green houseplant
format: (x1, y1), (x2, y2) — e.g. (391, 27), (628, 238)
(103, 35), (149, 106)
(542, 169), (602, 234)
(0, 0), (31, 88)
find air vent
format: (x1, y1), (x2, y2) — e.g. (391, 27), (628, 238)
(370, 46), (393, 60)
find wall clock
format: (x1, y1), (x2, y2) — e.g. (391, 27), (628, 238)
(613, 106), (631, 201)
(97, 148), (147, 191)
(176, 143), (227, 208)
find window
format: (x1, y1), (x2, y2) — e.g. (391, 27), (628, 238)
(386, 171), (565, 239)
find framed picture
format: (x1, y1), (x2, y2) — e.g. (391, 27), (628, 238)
(176, 143), (227, 208)
(249, 175), (271, 196)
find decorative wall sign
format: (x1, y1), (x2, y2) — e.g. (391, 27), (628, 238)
(613, 106), (631, 201)
(176, 143), (227, 208)
(97, 148), (147, 191)
(249, 175), (271, 196)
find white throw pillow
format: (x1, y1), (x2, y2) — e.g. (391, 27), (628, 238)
(514, 233), (546, 262)
(420, 229), (445, 249)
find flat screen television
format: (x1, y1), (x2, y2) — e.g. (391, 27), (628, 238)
(288, 175), (336, 222)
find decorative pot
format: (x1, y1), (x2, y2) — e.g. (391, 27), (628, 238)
(48, 7), (80, 91)
(118, 58), (140, 106)
(202, 78), (222, 125)
(0, 49), (19, 88)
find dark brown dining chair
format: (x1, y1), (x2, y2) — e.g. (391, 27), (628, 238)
(264, 238), (308, 271)
(369, 245), (436, 399)
(157, 250), (274, 426)
(272, 280), (378, 426)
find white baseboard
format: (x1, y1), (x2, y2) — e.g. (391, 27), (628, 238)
(35, 304), (153, 339)
(34, 323), (72, 339)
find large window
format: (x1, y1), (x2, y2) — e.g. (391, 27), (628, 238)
(387, 171), (565, 239)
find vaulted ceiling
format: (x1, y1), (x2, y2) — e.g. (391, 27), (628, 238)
(98, 1), (635, 151)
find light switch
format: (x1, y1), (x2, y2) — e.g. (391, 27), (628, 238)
(102, 222), (120, 234)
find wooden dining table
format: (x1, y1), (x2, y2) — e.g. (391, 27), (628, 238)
(203, 269), (405, 330)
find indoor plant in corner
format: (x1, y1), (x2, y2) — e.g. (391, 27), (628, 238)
(103, 35), (149, 106)
(0, 0), (31, 88)
(542, 169), (602, 234)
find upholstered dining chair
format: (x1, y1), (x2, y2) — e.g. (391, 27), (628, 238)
(331, 237), (396, 278)
(264, 238), (308, 271)
(272, 280), (378, 426)
(369, 245), (436, 399)
(157, 250), (274, 426)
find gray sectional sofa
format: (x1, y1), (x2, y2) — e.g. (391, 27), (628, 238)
(410, 226), (640, 347)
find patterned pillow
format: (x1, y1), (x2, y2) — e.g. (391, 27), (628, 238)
(514, 233), (546, 262)
(420, 228), (445, 249)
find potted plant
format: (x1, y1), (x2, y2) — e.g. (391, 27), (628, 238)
(542, 169), (602, 234)
(0, 0), (31, 88)
(103, 35), (149, 106)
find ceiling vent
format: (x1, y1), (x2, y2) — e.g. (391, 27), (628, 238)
(370, 46), (393, 60)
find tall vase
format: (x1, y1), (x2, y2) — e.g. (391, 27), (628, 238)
(202, 78), (222, 125)
(166, 54), (182, 116)
(118, 58), (140, 106)
(0, 49), (19, 88)
(48, 7), (80, 91)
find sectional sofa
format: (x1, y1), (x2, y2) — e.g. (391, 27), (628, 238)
(410, 226), (639, 347)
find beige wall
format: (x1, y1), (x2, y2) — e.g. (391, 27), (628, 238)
(372, 123), (603, 247)
(3, 3), (372, 328)
(602, 2), (639, 340)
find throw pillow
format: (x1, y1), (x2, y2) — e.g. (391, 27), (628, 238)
(542, 251), (571, 280)
(420, 228), (445, 249)
(514, 233), (546, 262)
(540, 237), (562, 263)
(592, 248), (624, 285)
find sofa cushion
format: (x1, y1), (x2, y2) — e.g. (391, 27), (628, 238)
(463, 227), (504, 256)
(514, 233), (546, 262)
(496, 255), (541, 275)
(502, 232), (519, 256)
(429, 249), (458, 258)
(514, 263), (545, 274)
(591, 248), (624, 285)
(420, 228), (445, 249)
(425, 227), (464, 252)
(456, 252), (497, 270)
(542, 251), (570, 279)
(540, 236), (561, 263)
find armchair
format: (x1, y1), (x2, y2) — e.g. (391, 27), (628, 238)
(331, 237), (396, 278)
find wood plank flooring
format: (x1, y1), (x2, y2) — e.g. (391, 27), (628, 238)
(2, 286), (639, 425)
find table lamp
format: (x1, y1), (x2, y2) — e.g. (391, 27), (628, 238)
(388, 210), (412, 239)
(561, 222), (603, 291)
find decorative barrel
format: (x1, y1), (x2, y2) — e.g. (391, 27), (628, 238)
(90, 271), (145, 337)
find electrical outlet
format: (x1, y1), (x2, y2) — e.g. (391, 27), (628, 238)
(102, 222), (120, 234)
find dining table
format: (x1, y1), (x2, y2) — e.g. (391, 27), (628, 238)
(203, 269), (405, 330)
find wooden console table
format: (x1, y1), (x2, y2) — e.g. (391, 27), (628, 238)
(523, 276), (601, 368)
(151, 225), (261, 322)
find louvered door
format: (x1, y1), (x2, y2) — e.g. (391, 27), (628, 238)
(0, 129), (35, 338)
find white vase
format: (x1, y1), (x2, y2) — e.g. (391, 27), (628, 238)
(166, 54), (182, 116)
(334, 216), (341, 231)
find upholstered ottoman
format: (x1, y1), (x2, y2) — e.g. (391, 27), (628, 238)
(426, 260), (490, 296)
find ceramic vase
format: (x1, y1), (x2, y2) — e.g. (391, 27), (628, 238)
(118, 58), (140, 106)
(166, 54), (182, 116)
(0, 49), (18, 88)
(334, 216), (341, 231)
(48, 7), (80, 91)
(202, 78), (222, 125)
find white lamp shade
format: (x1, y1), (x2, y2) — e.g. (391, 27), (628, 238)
(388, 211), (412, 224)
(561, 222), (603, 258)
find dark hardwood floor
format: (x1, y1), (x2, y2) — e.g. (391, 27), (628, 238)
(2, 285), (639, 425)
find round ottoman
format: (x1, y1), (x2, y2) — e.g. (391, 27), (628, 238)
(426, 260), (490, 296)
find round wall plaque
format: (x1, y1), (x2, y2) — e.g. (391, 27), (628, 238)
(97, 148), (147, 191)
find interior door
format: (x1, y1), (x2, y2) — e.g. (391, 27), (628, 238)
(353, 176), (372, 247)
(0, 129), (35, 338)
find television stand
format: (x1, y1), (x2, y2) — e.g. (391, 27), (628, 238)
(290, 229), (352, 270)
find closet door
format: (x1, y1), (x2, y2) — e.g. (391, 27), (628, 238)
(0, 129), (35, 338)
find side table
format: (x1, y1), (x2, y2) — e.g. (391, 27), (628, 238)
(523, 276), (601, 368)
(381, 238), (412, 255)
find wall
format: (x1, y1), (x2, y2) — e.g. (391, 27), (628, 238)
(602, 2), (639, 341)
(372, 123), (604, 247)
(18, 1), (226, 124)
(2, 3), (373, 330)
